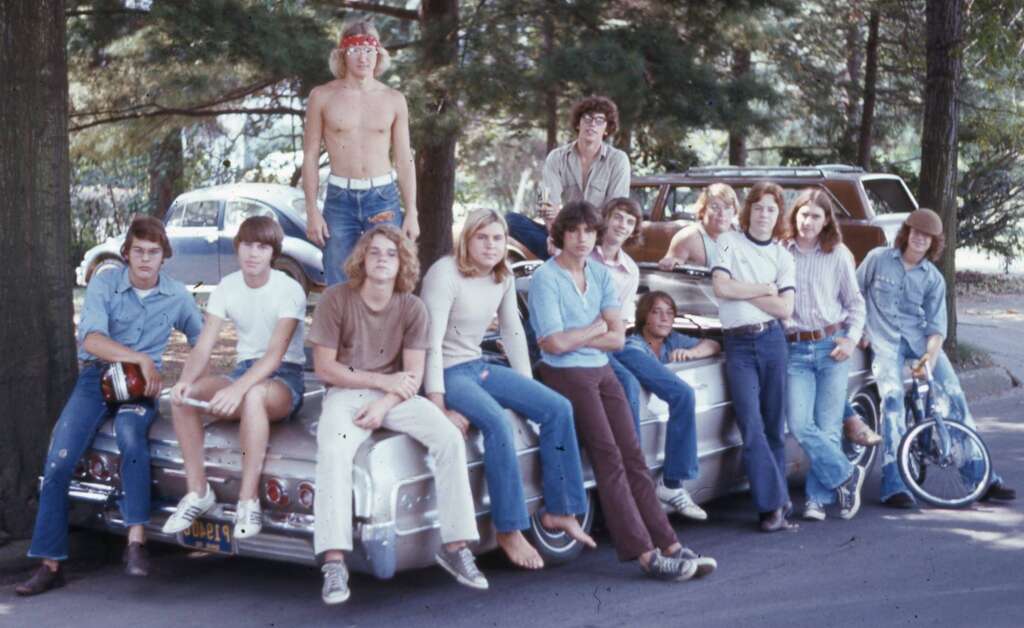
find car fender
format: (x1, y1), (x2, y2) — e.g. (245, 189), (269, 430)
(281, 237), (324, 286)
(77, 236), (126, 285)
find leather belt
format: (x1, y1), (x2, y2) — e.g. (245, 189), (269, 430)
(786, 322), (843, 343)
(328, 171), (397, 190)
(722, 320), (778, 337)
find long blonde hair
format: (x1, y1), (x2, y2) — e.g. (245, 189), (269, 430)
(454, 208), (511, 283)
(343, 225), (420, 292)
(328, 20), (392, 79)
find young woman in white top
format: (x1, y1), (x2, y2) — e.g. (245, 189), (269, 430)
(422, 208), (594, 569)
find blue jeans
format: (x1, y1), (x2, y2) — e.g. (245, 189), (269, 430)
(28, 364), (157, 560)
(322, 181), (403, 286)
(723, 322), (790, 514)
(786, 336), (854, 505)
(871, 338), (999, 501)
(506, 212), (551, 261)
(228, 359), (305, 415)
(612, 349), (700, 483)
(442, 359), (588, 531)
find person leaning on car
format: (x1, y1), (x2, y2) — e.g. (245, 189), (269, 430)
(527, 200), (717, 582)
(309, 225), (486, 605)
(17, 216), (203, 596)
(711, 181), (797, 533)
(658, 182), (739, 270)
(857, 209), (1016, 508)
(506, 96), (631, 261)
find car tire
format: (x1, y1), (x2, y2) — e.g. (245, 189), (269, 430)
(526, 489), (595, 566)
(87, 256), (125, 284)
(273, 256), (310, 295)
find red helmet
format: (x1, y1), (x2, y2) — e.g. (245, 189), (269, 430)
(101, 362), (147, 403)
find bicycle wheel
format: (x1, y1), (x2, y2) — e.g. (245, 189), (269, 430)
(897, 419), (992, 508)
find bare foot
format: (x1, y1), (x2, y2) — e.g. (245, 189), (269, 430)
(540, 512), (597, 549)
(497, 531), (544, 570)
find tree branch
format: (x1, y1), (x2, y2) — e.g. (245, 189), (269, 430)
(66, 8), (149, 17)
(332, 1), (420, 21)
(69, 106), (304, 133)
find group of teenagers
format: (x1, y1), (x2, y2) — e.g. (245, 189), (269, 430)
(17, 18), (1016, 606)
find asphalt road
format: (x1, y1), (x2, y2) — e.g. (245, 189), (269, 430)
(3, 390), (1023, 628)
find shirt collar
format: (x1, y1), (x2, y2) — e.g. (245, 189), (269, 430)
(115, 266), (173, 295)
(785, 239), (822, 255)
(571, 140), (610, 160)
(744, 231), (773, 247)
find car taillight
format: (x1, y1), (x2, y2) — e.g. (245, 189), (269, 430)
(265, 478), (288, 507)
(297, 482), (315, 509)
(87, 453), (111, 482)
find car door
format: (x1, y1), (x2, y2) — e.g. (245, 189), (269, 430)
(218, 198), (279, 276)
(163, 198), (223, 288)
(626, 184), (698, 263)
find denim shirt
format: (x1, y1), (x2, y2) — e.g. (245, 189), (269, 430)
(856, 246), (946, 356)
(77, 267), (203, 368)
(623, 331), (700, 364)
(528, 256), (620, 368)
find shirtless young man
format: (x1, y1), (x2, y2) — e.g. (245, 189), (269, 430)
(657, 183), (738, 270)
(302, 20), (420, 285)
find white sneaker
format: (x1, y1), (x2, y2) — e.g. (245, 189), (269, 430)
(234, 498), (262, 539)
(162, 483), (216, 534)
(803, 501), (826, 521)
(657, 479), (708, 521)
(321, 561), (351, 605)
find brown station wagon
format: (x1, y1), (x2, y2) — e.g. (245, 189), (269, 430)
(506, 164), (918, 266)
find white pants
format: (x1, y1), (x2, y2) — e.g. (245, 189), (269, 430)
(313, 388), (480, 554)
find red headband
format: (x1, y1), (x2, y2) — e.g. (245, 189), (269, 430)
(340, 34), (380, 49)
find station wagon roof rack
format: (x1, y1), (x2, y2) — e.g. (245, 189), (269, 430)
(683, 164), (865, 178)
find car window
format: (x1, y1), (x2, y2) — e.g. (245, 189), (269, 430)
(663, 186), (703, 221)
(224, 200), (277, 230)
(175, 201), (220, 228)
(630, 185), (660, 219)
(164, 202), (185, 226)
(862, 178), (916, 214)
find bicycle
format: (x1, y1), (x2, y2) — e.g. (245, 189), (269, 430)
(897, 361), (993, 508)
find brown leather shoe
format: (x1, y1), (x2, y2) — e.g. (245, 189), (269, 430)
(15, 564), (65, 596)
(123, 542), (150, 577)
(759, 507), (799, 533)
(844, 415), (882, 447)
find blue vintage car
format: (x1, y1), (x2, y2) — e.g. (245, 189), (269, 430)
(76, 183), (325, 293)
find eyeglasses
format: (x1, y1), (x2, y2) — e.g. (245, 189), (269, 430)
(580, 114), (607, 126)
(706, 201), (732, 215)
(345, 46), (378, 57)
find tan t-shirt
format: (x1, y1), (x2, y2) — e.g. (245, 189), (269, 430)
(308, 283), (430, 374)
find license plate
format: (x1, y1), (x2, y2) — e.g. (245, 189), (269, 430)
(178, 518), (235, 554)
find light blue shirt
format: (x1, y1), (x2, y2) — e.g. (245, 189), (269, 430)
(528, 257), (620, 368)
(857, 246), (946, 356)
(623, 331), (700, 364)
(78, 267), (203, 368)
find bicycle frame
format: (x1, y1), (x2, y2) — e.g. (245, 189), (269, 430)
(906, 362), (954, 467)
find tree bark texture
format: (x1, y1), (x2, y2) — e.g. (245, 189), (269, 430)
(918, 0), (964, 353)
(543, 13), (558, 153)
(841, 16), (863, 162)
(727, 47), (751, 166)
(0, 0), (77, 541)
(414, 0), (459, 273)
(148, 126), (184, 219)
(857, 9), (880, 170)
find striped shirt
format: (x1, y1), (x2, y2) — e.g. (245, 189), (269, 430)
(785, 240), (866, 343)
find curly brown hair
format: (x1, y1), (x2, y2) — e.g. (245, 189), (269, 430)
(570, 96), (619, 137)
(893, 223), (946, 262)
(343, 225), (420, 293)
(739, 181), (787, 240)
(784, 187), (843, 254)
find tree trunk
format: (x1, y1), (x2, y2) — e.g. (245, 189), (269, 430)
(543, 13), (558, 153)
(841, 15), (863, 163)
(414, 0), (460, 273)
(0, 0), (77, 541)
(857, 9), (880, 170)
(918, 0), (964, 354)
(727, 47), (751, 166)
(148, 126), (183, 219)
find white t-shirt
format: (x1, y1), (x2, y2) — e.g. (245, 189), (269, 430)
(206, 269), (306, 365)
(713, 231), (795, 328)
